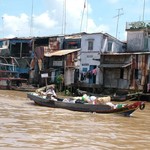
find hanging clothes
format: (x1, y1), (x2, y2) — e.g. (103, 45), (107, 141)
(92, 68), (97, 75)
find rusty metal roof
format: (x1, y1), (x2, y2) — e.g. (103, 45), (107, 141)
(44, 49), (80, 57)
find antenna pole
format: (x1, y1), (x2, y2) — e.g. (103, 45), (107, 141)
(62, 0), (66, 35)
(142, 0), (145, 21)
(114, 8), (123, 38)
(80, 0), (86, 32)
(64, 0), (66, 34)
(2, 17), (4, 38)
(61, 1), (64, 34)
(30, 0), (34, 36)
(86, 0), (88, 32)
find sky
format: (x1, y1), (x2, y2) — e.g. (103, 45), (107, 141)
(0, 0), (150, 41)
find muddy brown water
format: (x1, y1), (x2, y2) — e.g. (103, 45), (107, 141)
(0, 90), (150, 150)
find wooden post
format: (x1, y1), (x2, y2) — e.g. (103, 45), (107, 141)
(45, 77), (47, 90)
(41, 73), (48, 90)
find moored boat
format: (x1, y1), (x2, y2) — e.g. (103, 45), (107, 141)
(0, 62), (36, 91)
(0, 70), (27, 90)
(27, 92), (146, 117)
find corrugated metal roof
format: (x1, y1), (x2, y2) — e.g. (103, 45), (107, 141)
(100, 63), (132, 68)
(65, 35), (81, 39)
(44, 49), (80, 57)
(101, 52), (150, 55)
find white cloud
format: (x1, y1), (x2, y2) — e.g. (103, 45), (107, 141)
(5, 34), (17, 39)
(2, 12), (58, 37)
(108, 0), (119, 4)
(86, 18), (110, 33)
(1, 0), (113, 38)
(33, 11), (57, 29)
(40, 0), (94, 35)
(2, 13), (29, 37)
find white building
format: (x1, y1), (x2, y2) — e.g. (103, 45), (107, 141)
(79, 32), (125, 85)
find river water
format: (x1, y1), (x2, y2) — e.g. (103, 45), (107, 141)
(0, 90), (150, 150)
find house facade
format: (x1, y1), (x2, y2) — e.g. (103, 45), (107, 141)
(100, 21), (150, 92)
(126, 21), (150, 92)
(29, 36), (64, 86)
(100, 53), (131, 89)
(126, 20), (150, 52)
(0, 37), (33, 79)
(44, 49), (80, 86)
(1, 27), (149, 93)
(79, 33), (125, 87)
(37, 34), (81, 87)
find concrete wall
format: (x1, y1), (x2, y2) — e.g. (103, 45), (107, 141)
(148, 38), (150, 51)
(64, 69), (74, 85)
(104, 68), (130, 89)
(127, 31), (145, 51)
(80, 33), (125, 85)
(81, 34), (103, 52)
(80, 33), (102, 84)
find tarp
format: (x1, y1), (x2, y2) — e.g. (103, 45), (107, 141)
(9, 39), (32, 44)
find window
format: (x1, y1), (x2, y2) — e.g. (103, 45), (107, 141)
(88, 41), (93, 50)
(108, 42), (112, 52)
(5, 41), (8, 46)
(135, 69), (138, 79)
(144, 38), (148, 50)
(68, 42), (78, 49)
(120, 68), (124, 79)
(82, 68), (87, 72)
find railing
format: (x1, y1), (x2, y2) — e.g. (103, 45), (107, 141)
(126, 21), (150, 30)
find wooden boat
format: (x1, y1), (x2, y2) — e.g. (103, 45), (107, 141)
(27, 92), (146, 117)
(0, 76), (36, 91)
(0, 72), (27, 90)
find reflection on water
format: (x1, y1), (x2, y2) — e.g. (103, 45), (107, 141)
(0, 90), (150, 150)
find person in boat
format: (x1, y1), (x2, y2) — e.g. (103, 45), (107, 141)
(40, 85), (58, 101)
